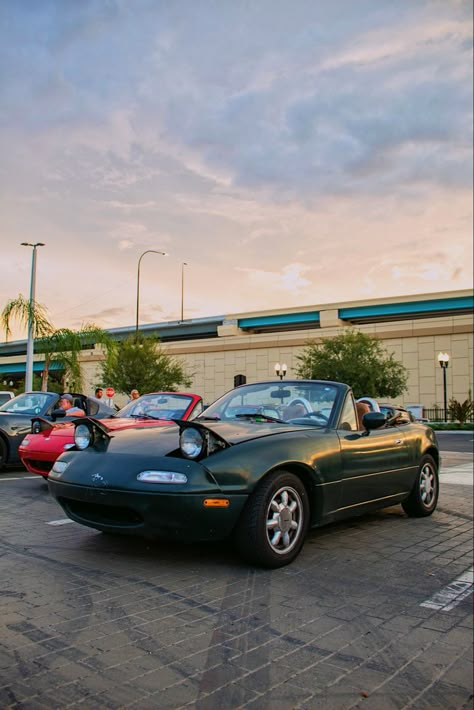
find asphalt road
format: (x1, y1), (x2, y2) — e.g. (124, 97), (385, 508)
(436, 430), (474, 454)
(0, 445), (472, 708)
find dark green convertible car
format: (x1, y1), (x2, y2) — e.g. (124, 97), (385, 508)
(48, 380), (440, 568)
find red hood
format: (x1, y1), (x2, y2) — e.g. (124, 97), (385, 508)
(23, 416), (173, 443)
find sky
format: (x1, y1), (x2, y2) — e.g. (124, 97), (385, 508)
(1, 0), (472, 342)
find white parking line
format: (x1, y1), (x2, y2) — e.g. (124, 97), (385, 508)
(0, 476), (39, 481)
(421, 567), (474, 612)
(47, 519), (74, 526)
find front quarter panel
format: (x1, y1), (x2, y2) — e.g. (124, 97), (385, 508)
(204, 429), (343, 523)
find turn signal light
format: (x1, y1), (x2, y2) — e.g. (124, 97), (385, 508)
(203, 499), (229, 508)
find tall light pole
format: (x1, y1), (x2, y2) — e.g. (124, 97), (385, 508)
(21, 242), (45, 392)
(180, 262), (188, 322)
(135, 250), (167, 338)
(437, 352), (450, 422)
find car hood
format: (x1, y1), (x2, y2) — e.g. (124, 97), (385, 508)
(78, 417), (319, 457)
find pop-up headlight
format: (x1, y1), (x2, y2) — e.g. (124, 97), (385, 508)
(180, 427), (204, 459)
(74, 423), (92, 450)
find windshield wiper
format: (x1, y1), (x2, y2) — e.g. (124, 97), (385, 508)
(235, 413), (285, 423)
(198, 415), (221, 421)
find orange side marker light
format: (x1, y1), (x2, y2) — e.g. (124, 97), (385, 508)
(203, 499), (230, 508)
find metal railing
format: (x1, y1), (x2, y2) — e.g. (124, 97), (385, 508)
(422, 408), (474, 423)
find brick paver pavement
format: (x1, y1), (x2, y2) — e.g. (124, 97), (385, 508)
(0, 456), (472, 709)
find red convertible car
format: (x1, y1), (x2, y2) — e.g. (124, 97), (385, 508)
(19, 392), (203, 479)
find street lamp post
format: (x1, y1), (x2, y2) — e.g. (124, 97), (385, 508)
(274, 362), (287, 380)
(180, 262), (188, 322)
(135, 250), (167, 338)
(21, 242), (45, 392)
(437, 352), (450, 422)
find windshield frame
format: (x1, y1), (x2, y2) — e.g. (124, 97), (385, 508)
(0, 391), (58, 416)
(115, 393), (196, 421)
(198, 380), (347, 428)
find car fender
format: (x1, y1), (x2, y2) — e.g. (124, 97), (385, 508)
(203, 429), (343, 525)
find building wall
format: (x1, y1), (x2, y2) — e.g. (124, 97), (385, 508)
(79, 312), (473, 409)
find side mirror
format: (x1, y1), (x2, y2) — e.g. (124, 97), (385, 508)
(363, 412), (386, 431)
(51, 408), (66, 421)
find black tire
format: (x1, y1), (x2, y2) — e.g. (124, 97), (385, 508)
(402, 454), (439, 517)
(0, 438), (7, 470)
(234, 470), (310, 568)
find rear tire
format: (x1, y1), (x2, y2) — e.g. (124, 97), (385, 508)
(402, 455), (439, 517)
(234, 470), (310, 568)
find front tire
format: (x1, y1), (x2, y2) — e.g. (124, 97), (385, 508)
(234, 470), (310, 568)
(0, 438), (7, 470)
(402, 454), (439, 517)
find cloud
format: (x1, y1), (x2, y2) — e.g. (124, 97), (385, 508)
(0, 1), (471, 340)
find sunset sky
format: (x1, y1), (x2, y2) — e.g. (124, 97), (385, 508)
(1, 0), (472, 342)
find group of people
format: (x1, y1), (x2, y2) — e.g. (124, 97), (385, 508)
(58, 387), (140, 417)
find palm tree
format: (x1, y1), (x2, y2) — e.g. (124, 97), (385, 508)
(36, 325), (111, 391)
(1, 294), (53, 342)
(2, 296), (110, 392)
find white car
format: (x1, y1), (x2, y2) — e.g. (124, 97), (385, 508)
(0, 391), (15, 406)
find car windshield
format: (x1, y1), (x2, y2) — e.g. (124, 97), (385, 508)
(0, 392), (56, 415)
(116, 393), (194, 421)
(199, 381), (339, 425)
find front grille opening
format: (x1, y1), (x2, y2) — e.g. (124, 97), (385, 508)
(26, 459), (53, 473)
(59, 498), (143, 526)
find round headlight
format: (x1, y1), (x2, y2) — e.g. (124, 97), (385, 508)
(75, 424), (92, 450)
(22, 438), (30, 447)
(180, 427), (204, 459)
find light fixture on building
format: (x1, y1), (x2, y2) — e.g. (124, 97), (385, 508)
(274, 362), (287, 380)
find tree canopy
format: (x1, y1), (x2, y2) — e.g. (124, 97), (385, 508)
(2, 294), (109, 392)
(295, 330), (408, 399)
(100, 334), (192, 395)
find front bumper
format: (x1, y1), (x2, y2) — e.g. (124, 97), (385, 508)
(48, 479), (248, 542)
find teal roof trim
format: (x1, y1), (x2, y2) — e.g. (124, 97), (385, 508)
(0, 361), (63, 374)
(339, 296), (474, 320)
(238, 312), (320, 328)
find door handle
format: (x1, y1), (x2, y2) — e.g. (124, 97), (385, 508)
(395, 439), (403, 445)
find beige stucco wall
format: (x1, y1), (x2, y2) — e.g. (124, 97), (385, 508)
(78, 313), (473, 409)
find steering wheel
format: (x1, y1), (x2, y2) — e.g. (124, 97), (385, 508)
(301, 411), (329, 423)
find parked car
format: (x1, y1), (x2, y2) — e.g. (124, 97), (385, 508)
(47, 379), (440, 568)
(0, 391), (15, 406)
(19, 392), (204, 478)
(0, 392), (115, 469)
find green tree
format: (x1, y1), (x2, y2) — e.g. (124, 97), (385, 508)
(35, 325), (111, 392)
(100, 334), (192, 395)
(448, 391), (474, 425)
(2, 295), (110, 392)
(1, 294), (53, 341)
(296, 330), (408, 399)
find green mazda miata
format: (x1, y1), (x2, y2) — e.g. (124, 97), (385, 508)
(47, 380), (440, 568)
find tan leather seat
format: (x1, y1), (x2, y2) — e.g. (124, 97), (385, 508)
(356, 401), (371, 430)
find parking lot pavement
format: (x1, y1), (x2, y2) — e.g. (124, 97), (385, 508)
(0, 462), (472, 710)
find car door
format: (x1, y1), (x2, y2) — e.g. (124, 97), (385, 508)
(336, 394), (414, 512)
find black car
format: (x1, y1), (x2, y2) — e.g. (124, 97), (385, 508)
(0, 391), (115, 469)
